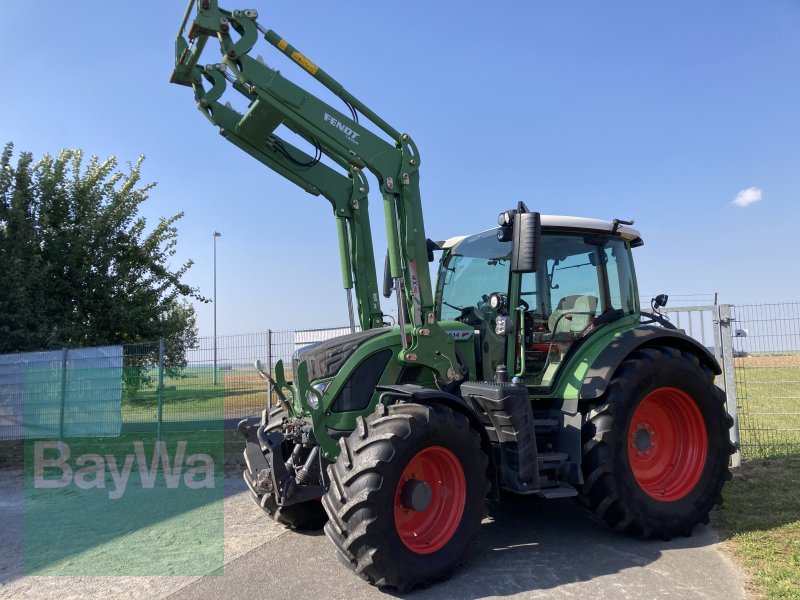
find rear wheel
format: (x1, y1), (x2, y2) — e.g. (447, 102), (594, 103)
(323, 402), (489, 591)
(579, 346), (734, 539)
(243, 407), (327, 530)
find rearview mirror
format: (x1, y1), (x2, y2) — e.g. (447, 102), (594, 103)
(382, 251), (393, 298)
(653, 293), (668, 308)
(511, 211), (541, 273)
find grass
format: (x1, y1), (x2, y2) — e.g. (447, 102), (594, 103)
(718, 354), (800, 598)
(734, 356), (800, 458)
(716, 454), (800, 599)
(121, 366), (270, 422)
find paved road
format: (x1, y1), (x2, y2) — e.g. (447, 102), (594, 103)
(1, 472), (747, 600)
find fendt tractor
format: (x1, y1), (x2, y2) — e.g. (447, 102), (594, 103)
(171, 1), (734, 591)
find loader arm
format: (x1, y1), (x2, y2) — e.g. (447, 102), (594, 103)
(171, 1), (461, 383)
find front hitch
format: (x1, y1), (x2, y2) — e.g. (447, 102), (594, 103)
(240, 416), (326, 507)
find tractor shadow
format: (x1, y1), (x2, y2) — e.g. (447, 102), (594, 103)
(400, 493), (727, 599)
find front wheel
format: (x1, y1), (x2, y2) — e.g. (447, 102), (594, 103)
(322, 402), (489, 591)
(579, 346), (734, 539)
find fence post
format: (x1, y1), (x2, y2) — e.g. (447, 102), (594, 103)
(717, 304), (742, 467)
(711, 309), (723, 363)
(157, 339), (164, 442)
(266, 329), (273, 408)
(58, 347), (68, 441)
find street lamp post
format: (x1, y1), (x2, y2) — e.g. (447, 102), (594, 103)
(213, 231), (221, 385)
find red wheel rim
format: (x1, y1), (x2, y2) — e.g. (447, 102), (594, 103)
(628, 387), (708, 501)
(394, 446), (466, 554)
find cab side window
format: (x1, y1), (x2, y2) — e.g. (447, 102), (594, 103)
(519, 234), (634, 387)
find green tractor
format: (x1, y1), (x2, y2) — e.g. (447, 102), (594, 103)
(172, 2), (734, 591)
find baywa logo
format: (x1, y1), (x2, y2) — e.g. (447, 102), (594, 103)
(323, 112), (360, 144)
(33, 440), (215, 500)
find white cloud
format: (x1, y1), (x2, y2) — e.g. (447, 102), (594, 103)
(732, 187), (763, 208)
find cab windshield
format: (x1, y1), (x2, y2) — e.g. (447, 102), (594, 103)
(436, 230), (511, 322)
(435, 230), (511, 380)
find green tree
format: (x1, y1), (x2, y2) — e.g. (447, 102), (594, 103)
(0, 143), (205, 356)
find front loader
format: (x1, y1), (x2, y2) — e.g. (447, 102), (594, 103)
(171, 2), (735, 591)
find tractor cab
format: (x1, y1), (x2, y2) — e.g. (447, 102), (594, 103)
(435, 216), (643, 387)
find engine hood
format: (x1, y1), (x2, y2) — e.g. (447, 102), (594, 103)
(294, 328), (390, 382)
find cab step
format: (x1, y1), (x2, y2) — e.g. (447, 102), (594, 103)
(539, 484), (578, 499)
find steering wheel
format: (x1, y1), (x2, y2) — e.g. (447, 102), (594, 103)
(442, 300), (482, 325)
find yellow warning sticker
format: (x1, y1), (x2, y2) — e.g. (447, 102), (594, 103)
(291, 50), (318, 75)
(277, 39), (288, 51)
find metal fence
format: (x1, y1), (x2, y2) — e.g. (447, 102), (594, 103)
(0, 327), (356, 439)
(3, 304), (799, 458)
(0, 346), (124, 440)
(657, 302), (800, 459)
(730, 303), (800, 458)
(120, 327), (356, 430)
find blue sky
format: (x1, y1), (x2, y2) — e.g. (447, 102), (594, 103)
(1, 1), (798, 337)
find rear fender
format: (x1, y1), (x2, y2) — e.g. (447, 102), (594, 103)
(579, 326), (721, 400)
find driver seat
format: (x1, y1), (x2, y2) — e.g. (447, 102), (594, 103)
(547, 295), (599, 341)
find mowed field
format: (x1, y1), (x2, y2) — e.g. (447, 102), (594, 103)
(121, 366), (278, 423)
(733, 353), (800, 458)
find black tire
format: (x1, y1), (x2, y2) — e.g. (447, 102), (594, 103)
(579, 346), (734, 539)
(243, 406), (328, 531)
(323, 402), (489, 592)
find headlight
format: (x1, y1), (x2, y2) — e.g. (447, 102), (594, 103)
(489, 292), (505, 311)
(498, 210), (516, 226)
(306, 381), (331, 410)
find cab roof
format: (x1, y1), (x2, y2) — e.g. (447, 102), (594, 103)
(442, 215), (643, 249)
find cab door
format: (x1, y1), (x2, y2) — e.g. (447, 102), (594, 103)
(514, 233), (636, 388)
